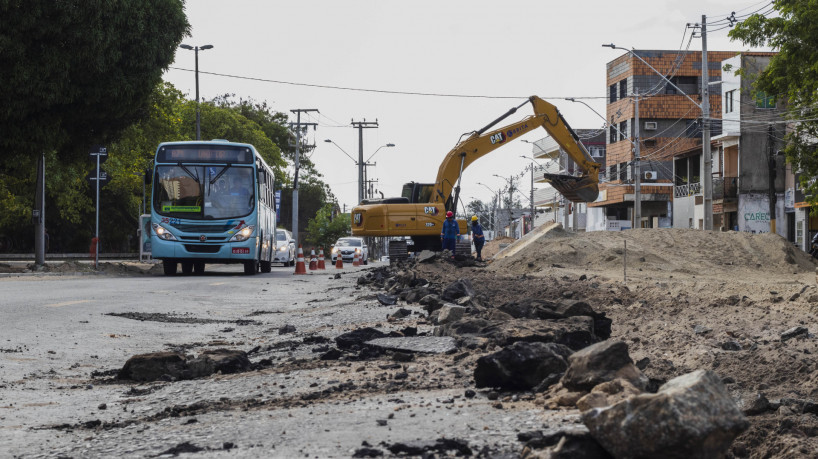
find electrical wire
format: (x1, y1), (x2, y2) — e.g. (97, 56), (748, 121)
(167, 66), (605, 100)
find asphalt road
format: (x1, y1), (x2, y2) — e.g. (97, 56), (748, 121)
(0, 261), (574, 458)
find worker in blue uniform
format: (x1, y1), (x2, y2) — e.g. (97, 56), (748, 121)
(440, 211), (460, 257)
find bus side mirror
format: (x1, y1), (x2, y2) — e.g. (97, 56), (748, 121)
(144, 169), (152, 185)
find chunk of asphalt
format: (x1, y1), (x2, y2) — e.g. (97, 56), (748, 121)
(365, 336), (457, 354)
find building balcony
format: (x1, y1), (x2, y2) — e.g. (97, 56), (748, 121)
(674, 182), (702, 198)
(712, 177), (738, 201)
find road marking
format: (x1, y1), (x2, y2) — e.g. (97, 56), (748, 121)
(210, 282), (226, 286)
(46, 300), (91, 308)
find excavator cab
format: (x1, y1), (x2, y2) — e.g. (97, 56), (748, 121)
(400, 182), (435, 204)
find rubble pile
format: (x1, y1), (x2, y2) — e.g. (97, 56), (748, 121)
(355, 229), (818, 457)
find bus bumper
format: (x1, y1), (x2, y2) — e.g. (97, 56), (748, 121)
(150, 236), (259, 263)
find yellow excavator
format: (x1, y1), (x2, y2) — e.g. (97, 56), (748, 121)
(351, 95), (601, 259)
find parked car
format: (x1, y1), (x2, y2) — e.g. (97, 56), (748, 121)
(273, 229), (295, 266)
(331, 237), (368, 265)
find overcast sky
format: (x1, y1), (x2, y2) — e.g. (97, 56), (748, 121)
(163, 0), (771, 212)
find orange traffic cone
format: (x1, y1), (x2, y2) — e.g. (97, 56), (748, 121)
(317, 248), (326, 270)
(335, 249), (344, 269)
(294, 245), (307, 274)
(309, 248), (317, 270)
(352, 250), (360, 267)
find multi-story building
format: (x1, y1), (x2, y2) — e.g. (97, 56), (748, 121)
(592, 49), (738, 229)
(713, 52), (786, 236)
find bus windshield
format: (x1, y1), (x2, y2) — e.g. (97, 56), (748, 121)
(154, 165), (255, 219)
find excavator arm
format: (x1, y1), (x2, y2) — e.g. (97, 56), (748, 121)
(433, 95), (600, 208)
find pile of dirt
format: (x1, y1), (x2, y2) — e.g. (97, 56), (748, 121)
(488, 228), (816, 283)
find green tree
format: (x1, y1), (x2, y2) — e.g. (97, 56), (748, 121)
(305, 204), (350, 250)
(729, 1), (818, 200)
(0, 0), (189, 162)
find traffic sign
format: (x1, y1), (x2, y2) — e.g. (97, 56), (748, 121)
(89, 145), (108, 164)
(86, 171), (111, 186)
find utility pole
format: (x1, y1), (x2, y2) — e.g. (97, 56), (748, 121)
(351, 120), (378, 205)
(529, 164), (535, 232)
(701, 14), (713, 231)
(767, 125), (777, 234)
(634, 89), (641, 229)
(289, 109), (318, 246)
(34, 153), (45, 266)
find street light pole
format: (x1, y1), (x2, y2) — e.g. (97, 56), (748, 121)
(179, 44), (214, 140)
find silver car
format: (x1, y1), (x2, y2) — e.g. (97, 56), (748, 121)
(273, 229), (295, 266)
(331, 237), (368, 265)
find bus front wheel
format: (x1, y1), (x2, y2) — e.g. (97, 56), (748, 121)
(181, 262), (193, 275)
(162, 260), (177, 276)
(243, 261), (257, 275)
(193, 262), (205, 275)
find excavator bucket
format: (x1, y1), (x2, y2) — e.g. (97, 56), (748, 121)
(543, 173), (599, 203)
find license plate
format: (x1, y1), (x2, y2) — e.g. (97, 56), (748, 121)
(232, 248), (250, 254)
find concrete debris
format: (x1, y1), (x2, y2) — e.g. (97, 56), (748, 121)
(376, 294), (397, 306)
(582, 369), (749, 459)
(561, 340), (647, 392)
(738, 391), (773, 416)
(437, 316), (599, 350)
(117, 349), (250, 382)
(365, 336), (457, 354)
(519, 428), (612, 459)
(436, 304), (466, 325)
(781, 326), (809, 342)
(474, 341), (572, 390)
(335, 327), (387, 350)
(416, 250), (437, 263)
(383, 438), (472, 457)
(441, 278), (476, 302)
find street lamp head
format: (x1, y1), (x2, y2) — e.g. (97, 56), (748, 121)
(602, 43), (616, 49)
(179, 44), (194, 50)
(200, 44), (214, 50)
(386, 143), (395, 147)
(324, 139), (332, 143)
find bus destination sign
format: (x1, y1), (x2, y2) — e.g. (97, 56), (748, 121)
(157, 146), (252, 164)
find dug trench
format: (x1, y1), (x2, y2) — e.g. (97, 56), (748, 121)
(30, 228), (818, 457)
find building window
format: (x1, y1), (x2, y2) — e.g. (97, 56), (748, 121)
(619, 121), (628, 142)
(756, 91), (775, 109)
(589, 147), (604, 158)
(618, 162), (628, 181)
(725, 89), (735, 113)
(609, 125), (617, 143)
(610, 84), (617, 103)
(619, 79), (627, 99)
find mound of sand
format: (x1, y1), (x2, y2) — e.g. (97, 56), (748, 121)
(488, 228), (816, 283)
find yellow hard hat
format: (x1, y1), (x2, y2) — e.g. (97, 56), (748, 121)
(471, 215), (478, 221)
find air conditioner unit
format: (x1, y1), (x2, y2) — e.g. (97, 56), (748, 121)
(643, 171), (658, 180)
(644, 121), (658, 131)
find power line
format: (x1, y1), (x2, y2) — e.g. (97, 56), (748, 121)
(168, 66), (605, 100)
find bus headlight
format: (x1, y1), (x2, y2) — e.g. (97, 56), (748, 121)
(152, 223), (178, 241)
(279, 245), (288, 252)
(230, 225), (255, 242)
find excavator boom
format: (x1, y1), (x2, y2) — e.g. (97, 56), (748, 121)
(433, 96), (600, 207)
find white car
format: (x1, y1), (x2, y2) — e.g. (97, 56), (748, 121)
(331, 237), (368, 265)
(273, 229), (296, 266)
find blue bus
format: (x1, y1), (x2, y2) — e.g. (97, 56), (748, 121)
(149, 140), (277, 275)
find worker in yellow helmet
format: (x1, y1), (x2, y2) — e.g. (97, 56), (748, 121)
(471, 215), (485, 261)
